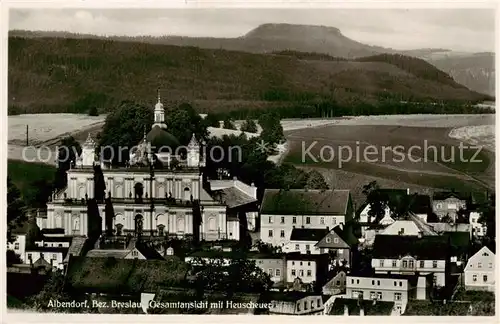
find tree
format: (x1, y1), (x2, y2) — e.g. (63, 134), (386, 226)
(98, 100), (153, 165)
(166, 103), (208, 145)
(26, 217), (41, 248)
(258, 112), (284, 146)
(305, 170), (329, 190)
(93, 164), (106, 202)
(54, 136), (82, 190)
(104, 197), (115, 236)
(7, 177), (25, 241)
(6, 250), (22, 266)
(362, 181), (387, 223)
(478, 194), (495, 244)
(240, 118), (258, 133)
(222, 117), (236, 130)
(203, 113), (220, 128)
(88, 106), (99, 116)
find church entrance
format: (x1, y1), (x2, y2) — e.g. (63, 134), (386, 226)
(135, 214), (143, 237)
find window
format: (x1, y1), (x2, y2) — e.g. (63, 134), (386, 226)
(311, 300), (315, 308)
(402, 260), (408, 268)
(483, 275), (488, 282)
(40, 253), (44, 260)
(306, 244), (310, 251)
(334, 238), (339, 244)
(292, 217), (297, 224)
(377, 292), (382, 300)
(307, 262), (311, 266)
(370, 291), (376, 299)
(336, 280), (340, 286)
(297, 302), (301, 312)
(320, 217), (325, 225)
(295, 244), (300, 251)
(304, 301), (308, 310)
(409, 260), (414, 268)
(317, 299), (320, 308)
(379, 260), (384, 267)
(482, 252), (489, 256)
(333, 218), (337, 225)
(307, 270), (312, 277)
(268, 269), (273, 276)
(326, 237), (331, 243)
(420, 260), (425, 268)
(292, 261), (295, 265)
(432, 261), (438, 268)
(299, 270), (304, 277)
(306, 217), (311, 224)
(356, 279), (360, 284)
(280, 230), (285, 238)
(52, 254), (57, 260)
(300, 262), (303, 266)
(437, 203), (442, 209)
(372, 280), (375, 285)
(276, 269), (281, 277)
(28, 253), (32, 260)
(351, 279), (354, 284)
(478, 262), (482, 268)
(399, 281), (402, 287)
(377, 280), (380, 286)
(489, 263), (493, 268)
(472, 274), (477, 282)
(58, 244), (63, 247)
(268, 230), (273, 237)
(291, 269), (296, 276)
(394, 293), (402, 301)
(338, 249), (343, 255)
(400, 228), (404, 234)
(394, 281), (397, 286)
(280, 216), (285, 224)
(268, 216), (273, 224)
(132, 250), (138, 257)
(14, 243), (19, 250)
(392, 260), (397, 267)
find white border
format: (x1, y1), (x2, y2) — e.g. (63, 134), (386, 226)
(1, 1), (499, 324)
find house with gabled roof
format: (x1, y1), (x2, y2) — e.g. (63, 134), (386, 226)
(432, 191), (468, 221)
(315, 225), (358, 267)
(87, 238), (166, 260)
(260, 189), (353, 247)
(283, 228), (329, 255)
(464, 246), (495, 292)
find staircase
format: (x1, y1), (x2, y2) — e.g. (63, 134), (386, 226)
(63, 236), (87, 263)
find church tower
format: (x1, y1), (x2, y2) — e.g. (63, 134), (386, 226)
(187, 133), (200, 167)
(81, 133), (97, 167)
(153, 89), (166, 129)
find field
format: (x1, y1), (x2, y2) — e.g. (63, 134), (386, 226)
(284, 114), (495, 193)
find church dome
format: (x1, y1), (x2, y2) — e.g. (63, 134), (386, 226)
(146, 125), (180, 151)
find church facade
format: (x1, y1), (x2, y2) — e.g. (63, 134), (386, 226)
(37, 93), (257, 242)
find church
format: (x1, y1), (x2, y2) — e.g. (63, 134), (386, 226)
(36, 92), (259, 242)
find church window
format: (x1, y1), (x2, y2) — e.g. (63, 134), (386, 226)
(55, 215), (62, 228)
(209, 217), (216, 231)
(157, 224), (165, 236)
(177, 218), (185, 233)
(184, 187), (191, 201)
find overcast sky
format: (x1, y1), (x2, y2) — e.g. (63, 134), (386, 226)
(9, 8), (496, 52)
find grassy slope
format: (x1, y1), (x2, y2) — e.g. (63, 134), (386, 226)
(7, 160), (56, 203)
(8, 37), (489, 114)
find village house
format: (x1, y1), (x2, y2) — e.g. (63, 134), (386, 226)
(285, 253), (329, 287)
(380, 213), (438, 237)
(25, 236), (73, 270)
(268, 292), (328, 315)
(283, 228), (328, 255)
(432, 191), (468, 221)
(7, 232), (27, 262)
(464, 246), (495, 292)
(259, 189), (353, 247)
(371, 235), (450, 287)
(315, 225), (357, 267)
(469, 210), (487, 238)
(345, 273), (432, 314)
(86, 238), (165, 260)
(248, 253), (286, 287)
(322, 269), (347, 295)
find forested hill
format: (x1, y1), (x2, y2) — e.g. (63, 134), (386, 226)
(8, 36), (492, 115)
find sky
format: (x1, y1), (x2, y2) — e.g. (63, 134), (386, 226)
(8, 8), (496, 52)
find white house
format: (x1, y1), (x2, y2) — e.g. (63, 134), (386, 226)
(25, 236), (73, 270)
(260, 189), (353, 247)
(469, 211), (487, 238)
(286, 253), (329, 285)
(7, 233), (26, 262)
(464, 246), (495, 291)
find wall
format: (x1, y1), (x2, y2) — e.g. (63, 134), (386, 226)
(464, 247), (495, 291)
(346, 276), (409, 309)
(286, 259), (317, 283)
(260, 214), (345, 247)
(432, 198), (466, 219)
(252, 258), (285, 284)
(283, 240), (322, 254)
(7, 234), (26, 262)
(381, 221), (421, 236)
(372, 258), (447, 287)
(25, 251), (65, 270)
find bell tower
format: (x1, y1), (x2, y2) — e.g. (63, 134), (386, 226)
(153, 88), (166, 129)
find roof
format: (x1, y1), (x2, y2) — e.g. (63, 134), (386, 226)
(290, 228), (329, 242)
(432, 191), (468, 201)
(372, 235), (450, 260)
(146, 125), (180, 150)
(408, 214), (438, 236)
(211, 187), (257, 209)
(134, 241), (165, 260)
(261, 189), (350, 215)
(36, 236), (73, 242)
(63, 236), (87, 263)
(348, 272), (419, 285)
(332, 225), (358, 246)
(40, 228), (65, 235)
(267, 291), (321, 302)
(329, 298), (395, 315)
(66, 256), (189, 294)
(428, 222), (471, 233)
(86, 249), (130, 258)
